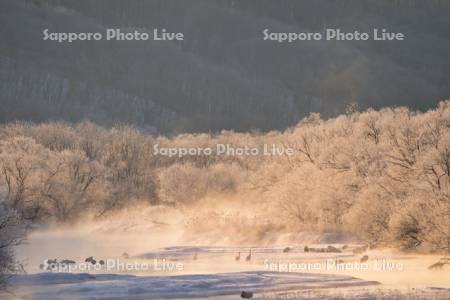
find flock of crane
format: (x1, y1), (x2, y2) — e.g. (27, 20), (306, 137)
(40, 244), (449, 273)
(38, 245), (449, 300)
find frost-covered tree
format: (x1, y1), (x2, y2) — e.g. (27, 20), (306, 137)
(0, 201), (25, 290)
(0, 101), (449, 251)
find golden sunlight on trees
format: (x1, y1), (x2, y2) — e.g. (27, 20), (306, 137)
(0, 101), (449, 252)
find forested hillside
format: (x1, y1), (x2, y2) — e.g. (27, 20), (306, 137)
(1, 0), (449, 132)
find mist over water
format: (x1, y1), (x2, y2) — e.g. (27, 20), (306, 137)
(13, 202), (449, 291)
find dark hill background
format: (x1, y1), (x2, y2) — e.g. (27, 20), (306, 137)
(1, 0), (449, 133)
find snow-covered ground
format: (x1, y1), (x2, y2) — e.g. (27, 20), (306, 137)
(7, 271), (378, 300)
(4, 267), (450, 299)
